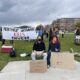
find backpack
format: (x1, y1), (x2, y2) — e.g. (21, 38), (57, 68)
(10, 49), (16, 57)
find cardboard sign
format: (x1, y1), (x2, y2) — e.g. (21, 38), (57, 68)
(30, 60), (47, 73)
(51, 53), (75, 69)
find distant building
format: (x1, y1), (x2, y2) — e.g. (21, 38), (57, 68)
(52, 18), (80, 31)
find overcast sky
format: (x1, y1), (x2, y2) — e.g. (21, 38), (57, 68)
(0, 0), (80, 27)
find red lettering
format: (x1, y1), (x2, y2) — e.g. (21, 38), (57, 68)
(14, 32), (25, 37)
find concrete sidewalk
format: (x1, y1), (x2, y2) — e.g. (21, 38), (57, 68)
(0, 61), (80, 80)
(0, 61), (27, 80)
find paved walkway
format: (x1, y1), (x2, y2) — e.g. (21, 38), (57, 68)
(0, 61), (80, 80)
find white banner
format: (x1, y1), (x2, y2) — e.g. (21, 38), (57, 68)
(2, 27), (38, 40)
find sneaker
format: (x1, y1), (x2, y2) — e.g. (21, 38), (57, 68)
(47, 65), (50, 68)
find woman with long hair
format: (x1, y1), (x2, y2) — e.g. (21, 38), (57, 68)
(47, 35), (61, 67)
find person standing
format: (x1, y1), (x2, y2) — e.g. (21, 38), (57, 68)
(62, 31), (65, 38)
(55, 27), (59, 37)
(38, 29), (44, 40)
(2, 39), (5, 45)
(49, 28), (53, 41)
(75, 28), (80, 44)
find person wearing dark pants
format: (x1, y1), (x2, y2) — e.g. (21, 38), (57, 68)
(62, 31), (64, 38)
(2, 39), (5, 45)
(47, 35), (61, 67)
(10, 40), (14, 44)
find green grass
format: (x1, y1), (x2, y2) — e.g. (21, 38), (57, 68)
(0, 33), (80, 70)
(60, 34), (80, 52)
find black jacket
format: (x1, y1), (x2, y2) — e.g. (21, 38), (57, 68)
(33, 41), (45, 51)
(76, 29), (80, 35)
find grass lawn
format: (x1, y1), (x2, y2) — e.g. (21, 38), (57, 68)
(0, 33), (80, 70)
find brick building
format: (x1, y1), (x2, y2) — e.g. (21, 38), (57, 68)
(52, 18), (80, 31)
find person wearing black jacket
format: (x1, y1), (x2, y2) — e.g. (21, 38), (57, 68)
(31, 36), (47, 60)
(76, 28), (80, 35)
(75, 28), (80, 44)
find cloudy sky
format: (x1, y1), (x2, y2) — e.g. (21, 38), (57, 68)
(0, 0), (80, 27)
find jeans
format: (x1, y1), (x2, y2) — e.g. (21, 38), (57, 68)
(47, 51), (51, 66)
(47, 50), (60, 66)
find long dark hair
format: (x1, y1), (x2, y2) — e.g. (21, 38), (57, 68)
(51, 35), (60, 44)
(76, 29), (80, 35)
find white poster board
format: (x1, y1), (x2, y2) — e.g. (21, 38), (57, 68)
(51, 53), (75, 69)
(2, 27), (38, 40)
